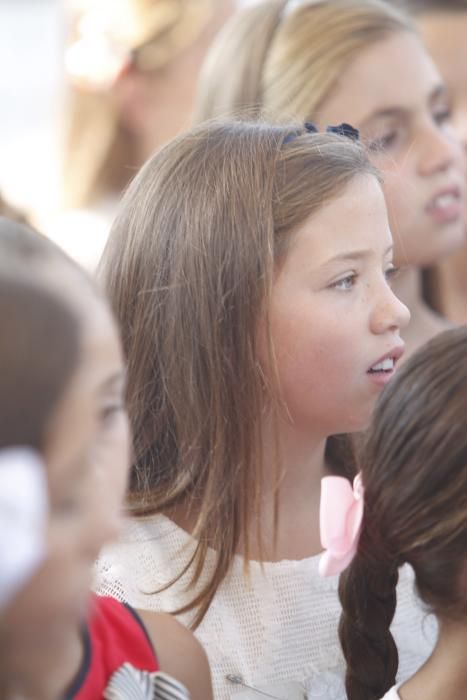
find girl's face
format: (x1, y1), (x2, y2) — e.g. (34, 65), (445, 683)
(316, 31), (466, 268)
(0, 288), (130, 699)
(416, 11), (467, 229)
(265, 175), (410, 438)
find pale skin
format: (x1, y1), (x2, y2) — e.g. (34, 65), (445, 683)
(0, 266), (213, 700)
(416, 10), (467, 324)
(139, 611), (213, 700)
(254, 175), (409, 561)
(315, 31), (466, 359)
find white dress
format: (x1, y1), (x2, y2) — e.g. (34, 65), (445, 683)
(95, 515), (437, 700)
(379, 685), (401, 700)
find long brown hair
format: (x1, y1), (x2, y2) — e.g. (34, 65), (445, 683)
(100, 119), (380, 626)
(339, 325), (467, 700)
(194, 0), (413, 123)
(397, 0), (467, 12)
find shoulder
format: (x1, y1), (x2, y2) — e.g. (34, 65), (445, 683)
(89, 596), (158, 669)
(65, 597), (157, 699)
(137, 609), (213, 700)
(95, 516), (204, 613)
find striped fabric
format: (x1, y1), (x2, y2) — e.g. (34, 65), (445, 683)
(104, 663), (190, 700)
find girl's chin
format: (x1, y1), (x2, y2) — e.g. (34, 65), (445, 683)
(422, 224), (465, 265)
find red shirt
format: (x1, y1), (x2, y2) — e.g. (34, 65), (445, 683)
(66, 595), (158, 699)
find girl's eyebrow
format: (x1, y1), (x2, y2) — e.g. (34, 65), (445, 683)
(322, 244), (393, 266)
(360, 107), (408, 126)
(360, 84), (447, 127)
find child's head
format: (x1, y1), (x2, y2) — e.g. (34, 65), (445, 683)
(337, 325), (467, 700)
(402, 0), (467, 228)
(100, 119), (408, 625)
(195, 0), (466, 269)
(63, 0), (235, 209)
(0, 218), (130, 699)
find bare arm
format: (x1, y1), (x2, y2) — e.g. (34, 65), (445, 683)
(137, 610), (213, 700)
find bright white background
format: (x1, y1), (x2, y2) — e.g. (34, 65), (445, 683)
(0, 0), (258, 219)
(0, 0), (63, 215)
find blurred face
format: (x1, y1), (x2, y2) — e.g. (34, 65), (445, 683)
(0, 288), (130, 699)
(265, 175), (410, 438)
(417, 11), (467, 229)
(126, 0), (237, 158)
(317, 31), (466, 268)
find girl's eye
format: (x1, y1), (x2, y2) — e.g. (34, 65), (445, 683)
(100, 403), (125, 427)
(332, 273), (357, 291)
(367, 131), (398, 152)
(385, 265), (399, 285)
(433, 107), (452, 127)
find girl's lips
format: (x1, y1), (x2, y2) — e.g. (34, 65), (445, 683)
(426, 186), (464, 225)
(368, 344), (405, 371)
(367, 366), (397, 387)
(366, 344), (404, 387)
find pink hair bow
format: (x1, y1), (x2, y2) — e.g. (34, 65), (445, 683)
(319, 473), (364, 577)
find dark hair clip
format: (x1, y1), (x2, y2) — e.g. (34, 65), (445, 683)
(326, 123), (360, 141)
(283, 121), (319, 144)
(304, 121), (319, 134)
(284, 121), (359, 145)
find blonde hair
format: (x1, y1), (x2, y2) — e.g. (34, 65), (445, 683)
(63, 0), (218, 209)
(194, 0), (414, 123)
(99, 119), (379, 627)
(398, 0), (467, 13)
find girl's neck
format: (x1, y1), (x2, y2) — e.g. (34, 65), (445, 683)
(169, 426), (328, 563)
(256, 416), (329, 561)
(437, 247), (467, 324)
(392, 266), (451, 361)
(400, 618), (467, 700)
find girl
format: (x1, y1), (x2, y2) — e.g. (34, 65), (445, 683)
(0, 218), (212, 700)
(400, 0), (467, 324)
(95, 119), (433, 699)
(194, 0), (466, 359)
(333, 325), (467, 700)
(42, 0), (235, 270)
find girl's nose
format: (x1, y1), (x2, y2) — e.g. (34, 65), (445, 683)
(419, 121), (464, 177)
(370, 282), (411, 336)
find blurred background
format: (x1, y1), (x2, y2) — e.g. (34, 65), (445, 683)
(0, 0), (253, 267)
(0, 0), (63, 217)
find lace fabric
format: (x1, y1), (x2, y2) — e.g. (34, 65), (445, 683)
(95, 515), (437, 700)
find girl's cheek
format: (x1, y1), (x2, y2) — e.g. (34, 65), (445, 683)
(92, 414), (132, 517)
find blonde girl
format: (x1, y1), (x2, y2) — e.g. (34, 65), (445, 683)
(399, 0), (467, 324)
(47, 0), (234, 270)
(42, 0), (236, 271)
(194, 0), (466, 359)
(64, 0), (236, 209)
(95, 119), (436, 699)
